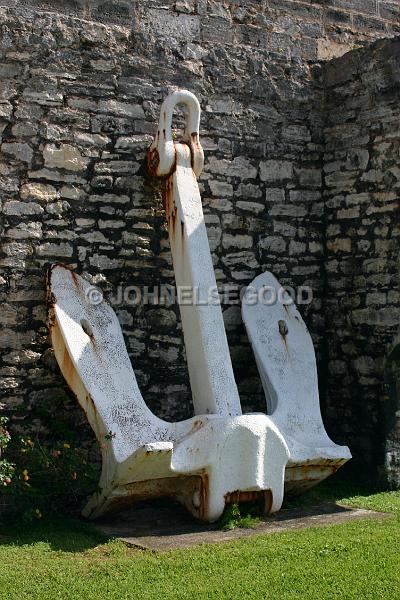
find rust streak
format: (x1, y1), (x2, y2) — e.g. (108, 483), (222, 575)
(162, 178), (173, 221)
(46, 263), (75, 328)
(264, 490), (273, 515)
(278, 320), (289, 353)
(198, 471), (209, 521)
(190, 132), (199, 171)
(61, 345), (79, 391)
(161, 177), (180, 243)
(70, 270), (80, 290)
(190, 419), (203, 433)
(280, 335), (288, 352)
(147, 147), (160, 177)
(107, 475), (205, 519)
(224, 489), (273, 515)
(225, 490), (263, 505)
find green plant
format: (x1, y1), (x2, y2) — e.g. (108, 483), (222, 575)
(219, 502), (262, 531)
(1, 376), (101, 520)
(5, 432), (99, 520)
(0, 417), (14, 488)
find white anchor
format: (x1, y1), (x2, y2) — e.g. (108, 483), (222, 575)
(48, 90), (349, 522)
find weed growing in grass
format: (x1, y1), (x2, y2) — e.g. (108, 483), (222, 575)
(219, 502), (262, 531)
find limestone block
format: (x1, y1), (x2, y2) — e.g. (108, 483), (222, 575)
(209, 179), (233, 197)
(43, 144), (89, 172)
(20, 182), (58, 202)
(37, 243), (73, 257)
(260, 160), (293, 182)
(236, 201), (264, 214)
(222, 233), (253, 249)
(3, 200), (44, 215)
(2, 142), (33, 163)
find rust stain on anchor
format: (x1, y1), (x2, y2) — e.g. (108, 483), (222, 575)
(46, 263), (74, 329)
(162, 177), (183, 245)
(160, 157), (185, 247)
(190, 131), (199, 171)
(147, 147), (160, 177)
(161, 177), (175, 229)
(190, 419), (203, 433)
(70, 270), (80, 290)
(225, 489), (263, 505)
(198, 471), (209, 521)
(224, 489), (273, 516)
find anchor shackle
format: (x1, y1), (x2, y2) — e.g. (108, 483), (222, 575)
(147, 89), (204, 179)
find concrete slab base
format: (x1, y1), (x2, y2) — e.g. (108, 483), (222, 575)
(95, 500), (390, 551)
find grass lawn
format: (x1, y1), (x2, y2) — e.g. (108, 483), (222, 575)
(0, 476), (399, 600)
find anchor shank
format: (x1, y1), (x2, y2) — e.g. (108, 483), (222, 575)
(165, 143), (242, 417)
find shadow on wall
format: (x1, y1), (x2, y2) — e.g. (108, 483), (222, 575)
(384, 337), (400, 488)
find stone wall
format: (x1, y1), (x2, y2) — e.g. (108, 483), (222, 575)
(323, 37), (400, 483)
(0, 2), (398, 482)
(1, 0), (400, 56)
(0, 2), (325, 431)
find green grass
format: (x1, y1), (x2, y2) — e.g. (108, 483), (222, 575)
(0, 476), (399, 600)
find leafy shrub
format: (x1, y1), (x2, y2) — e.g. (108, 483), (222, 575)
(0, 352), (102, 521)
(0, 417), (14, 488)
(1, 392), (100, 521)
(5, 432), (99, 520)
